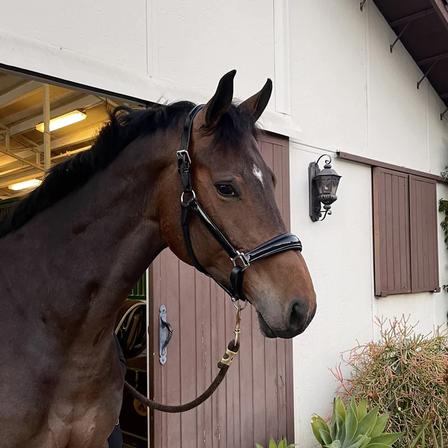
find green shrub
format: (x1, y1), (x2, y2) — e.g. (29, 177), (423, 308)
(334, 317), (448, 447)
(255, 438), (295, 448)
(311, 397), (400, 447)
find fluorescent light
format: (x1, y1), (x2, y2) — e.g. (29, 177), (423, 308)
(36, 110), (87, 133)
(8, 179), (42, 191)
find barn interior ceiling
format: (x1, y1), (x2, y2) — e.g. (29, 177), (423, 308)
(372, 0), (448, 117)
(0, 70), (141, 200)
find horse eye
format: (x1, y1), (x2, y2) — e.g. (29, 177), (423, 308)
(215, 183), (238, 197)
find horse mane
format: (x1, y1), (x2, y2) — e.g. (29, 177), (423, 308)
(0, 101), (256, 238)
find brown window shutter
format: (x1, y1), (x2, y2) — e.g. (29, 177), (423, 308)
(373, 167), (411, 296)
(409, 175), (439, 293)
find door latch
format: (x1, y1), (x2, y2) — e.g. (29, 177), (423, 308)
(159, 305), (173, 365)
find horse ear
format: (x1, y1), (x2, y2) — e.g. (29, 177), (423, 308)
(204, 70), (236, 128)
(238, 78), (272, 122)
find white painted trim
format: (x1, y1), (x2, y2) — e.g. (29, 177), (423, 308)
(273, 0), (291, 115)
(146, 0), (158, 78)
(0, 29), (301, 138)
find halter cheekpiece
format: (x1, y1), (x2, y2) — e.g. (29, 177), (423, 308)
(177, 105), (303, 301)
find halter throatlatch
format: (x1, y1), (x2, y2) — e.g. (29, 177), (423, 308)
(125, 105), (304, 414)
(177, 105), (303, 302)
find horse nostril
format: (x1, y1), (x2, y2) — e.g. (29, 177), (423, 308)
(289, 300), (307, 331)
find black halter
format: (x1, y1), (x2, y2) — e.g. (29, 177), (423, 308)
(177, 105), (303, 301)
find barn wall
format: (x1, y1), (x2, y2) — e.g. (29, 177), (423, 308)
(289, 1), (448, 446)
(0, 1), (447, 447)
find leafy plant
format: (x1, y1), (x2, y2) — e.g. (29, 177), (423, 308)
(255, 438), (295, 448)
(333, 317), (448, 447)
(439, 199), (448, 254)
(311, 397), (400, 447)
(440, 166), (448, 289)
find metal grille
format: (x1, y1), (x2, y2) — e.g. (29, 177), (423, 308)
(128, 274), (146, 300)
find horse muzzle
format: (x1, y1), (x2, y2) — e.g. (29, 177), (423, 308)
(256, 297), (317, 339)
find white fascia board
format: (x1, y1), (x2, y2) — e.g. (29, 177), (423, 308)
(0, 29), (302, 139)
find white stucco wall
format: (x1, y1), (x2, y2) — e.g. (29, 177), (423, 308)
(0, 1), (447, 447)
(290, 1), (448, 446)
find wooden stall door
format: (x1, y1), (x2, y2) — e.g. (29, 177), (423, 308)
(150, 134), (294, 448)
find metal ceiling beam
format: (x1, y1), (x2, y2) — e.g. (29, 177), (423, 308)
(417, 51), (448, 66)
(17, 134), (40, 152)
(43, 85), (51, 171)
(0, 143), (92, 182)
(0, 147), (44, 172)
(37, 126), (98, 153)
(390, 8), (435, 27)
(0, 169), (42, 189)
(51, 145), (91, 161)
(8, 94), (102, 136)
(0, 124), (99, 160)
(0, 90), (73, 126)
(0, 81), (41, 109)
(0, 158), (33, 176)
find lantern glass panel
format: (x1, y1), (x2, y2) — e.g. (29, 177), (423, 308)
(315, 172), (341, 206)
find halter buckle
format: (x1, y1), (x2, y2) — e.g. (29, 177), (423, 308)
(176, 149), (191, 166)
(231, 251), (250, 269)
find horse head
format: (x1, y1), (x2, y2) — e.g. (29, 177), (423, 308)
(159, 70), (316, 339)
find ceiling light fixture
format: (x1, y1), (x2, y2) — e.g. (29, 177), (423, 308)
(35, 110), (87, 133)
(8, 178), (43, 191)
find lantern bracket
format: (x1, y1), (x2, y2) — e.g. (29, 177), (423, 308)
(309, 161), (329, 221)
(441, 108), (448, 121)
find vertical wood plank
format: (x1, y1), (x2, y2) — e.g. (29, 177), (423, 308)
(409, 176), (439, 292)
(166, 255), (181, 446)
(215, 287), (227, 448)
(373, 168), (382, 295)
(239, 302), (254, 447)
(252, 305), (266, 444)
(180, 263), (197, 447)
(372, 168), (411, 296)
(265, 337), (279, 440)
(196, 273), (213, 448)
(385, 173), (393, 291)
(224, 296), (235, 448)
(149, 258), (162, 448)
(285, 340), (294, 442)
(276, 339), (287, 439)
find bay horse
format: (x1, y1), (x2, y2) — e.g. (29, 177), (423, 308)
(0, 70), (316, 448)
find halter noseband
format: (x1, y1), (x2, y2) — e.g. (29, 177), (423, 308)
(177, 105), (303, 301)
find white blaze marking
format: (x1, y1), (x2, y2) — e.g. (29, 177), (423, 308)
(252, 164), (264, 186)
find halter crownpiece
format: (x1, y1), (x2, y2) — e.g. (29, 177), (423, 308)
(177, 105), (303, 301)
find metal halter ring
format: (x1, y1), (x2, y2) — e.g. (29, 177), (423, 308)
(232, 298), (248, 310)
(180, 190), (196, 207)
(231, 251), (250, 269)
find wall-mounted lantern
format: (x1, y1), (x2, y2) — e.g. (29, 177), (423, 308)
(309, 154), (341, 222)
